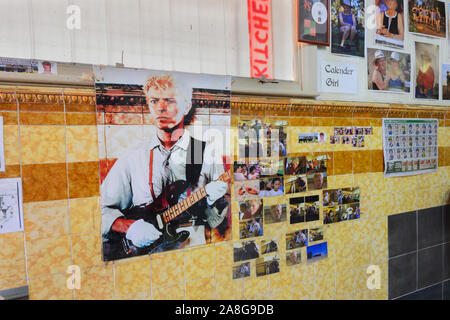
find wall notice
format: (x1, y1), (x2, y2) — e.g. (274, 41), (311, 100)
(383, 118), (438, 177)
(319, 61), (357, 94)
(0, 178), (24, 234)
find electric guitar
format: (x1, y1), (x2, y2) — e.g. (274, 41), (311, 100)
(103, 171), (230, 261)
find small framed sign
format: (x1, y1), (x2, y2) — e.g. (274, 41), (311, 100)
(298, 0), (330, 46)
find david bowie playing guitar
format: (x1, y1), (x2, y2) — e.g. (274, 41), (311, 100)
(101, 73), (230, 261)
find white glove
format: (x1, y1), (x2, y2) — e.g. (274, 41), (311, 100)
(125, 219), (162, 248)
(205, 180), (228, 206)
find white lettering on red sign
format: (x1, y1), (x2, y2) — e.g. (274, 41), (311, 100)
(247, 0), (273, 80)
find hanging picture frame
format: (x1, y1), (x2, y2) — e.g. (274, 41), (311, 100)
(298, 0), (330, 46)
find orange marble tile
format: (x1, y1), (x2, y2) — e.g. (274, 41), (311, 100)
(0, 232), (26, 283)
(185, 246), (215, 281)
(333, 151), (353, 175)
(3, 125), (20, 164)
(269, 268), (293, 289)
(353, 241), (371, 267)
(0, 165), (21, 178)
(75, 265), (114, 300)
(19, 112), (65, 125)
(151, 250), (185, 288)
(71, 231), (103, 269)
(335, 245), (354, 271)
(19, 103), (64, 113)
(152, 282), (186, 300)
(22, 163), (68, 203)
(114, 257), (151, 297)
(20, 126), (66, 164)
(335, 268), (355, 297)
(66, 103), (96, 113)
(28, 273), (73, 300)
(68, 161), (100, 199)
(292, 279), (315, 299)
(66, 112), (97, 125)
(216, 277), (244, 300)
(244, 276), (269, 297)
(353, 150), (371, 174)
(271, 285), (294, 299)
(288, 117), (313, 126)
(313, 117), (333, 127)
(0, 111), (18, 124)
(26, 235), (71, 278)
(23, 199), (69, 241)
(186, 276), (216, 299)
(314, 273), (336, 300)
(69, 197), (99, 234)
(66, 126), (99, 162)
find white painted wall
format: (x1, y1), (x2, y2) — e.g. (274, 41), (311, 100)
(0, 0), (296, 81)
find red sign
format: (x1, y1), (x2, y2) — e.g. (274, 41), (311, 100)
(247, 0), (274, 80)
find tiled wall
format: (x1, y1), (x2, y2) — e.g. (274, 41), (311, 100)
(388, 205), (450, 300)
(0, 89), (448, 300)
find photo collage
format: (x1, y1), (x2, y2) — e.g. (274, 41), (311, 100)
(232, 118), (332, 278)
(330, 126), (373, 147)
(382, 119), (438, 176)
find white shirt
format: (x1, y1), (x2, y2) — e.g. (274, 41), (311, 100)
(101, 130), (224, 240)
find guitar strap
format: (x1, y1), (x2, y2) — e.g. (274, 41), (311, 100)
(148, 136), (206, 200)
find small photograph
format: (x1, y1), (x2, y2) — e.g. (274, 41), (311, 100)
(239, 218), (264, 239)
(367, 48), (411, 92)
(344, 127), (354, 135)
(235, 179), (260, 200)
(351, 136), (358, 147)
(443, 64), (450, 100)
(305, 195), (320, 222)
(408, 0), (446, 38)
(285, 156), (307, 175)
(330, 135), (340, 144)
(259, 158), (284, 177)
(306, 155), (327, 174)
(297, 132), (327, 143)
(289, 196), (306, 224)
(286, 249), (302, 266)
(38, 60), (58, 75)
(330, 0), (365, 57)
(307, 242), (328, 263)
(232, 262), (251, 279)
(263, 198), (287, 224)
(357, 135), (365, 147)
(263, 120), (287, 157)
(323, 206), (337, 224)
(331, 202), (360, 222)
(286, 229), (309, 249)
(342, 136), (352, 144)
(238, 119), (264, 159)
(334, 127), (344, 135)
(256, 254), (280, 277)
(364, 127), (373, 135)
(233, 161), (260, 181)
(307, 172), (327, 190)
(260, 239), (279, 255)
(259, 177), (284, 197)
(285, 175), (307, 194)
(309, 227), (324, 243)
(238, 199), (263, 220)
(415, 42), (439, 100)
(233, 240), (260, 262)
(375, 0), (405, 48)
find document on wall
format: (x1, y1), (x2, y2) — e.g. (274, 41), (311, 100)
(0, 178), (24, 234)
(382, 118), (438, 177)
(0, 117), (4, 172)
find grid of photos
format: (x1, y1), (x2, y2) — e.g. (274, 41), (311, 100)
(383, 118), (438, 176)
(323, 187), (361, 224)
(289, 195), (321, 224)
(330, 126), (373, 146)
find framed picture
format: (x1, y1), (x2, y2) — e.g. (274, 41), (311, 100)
(408, 0), (446, 39)
(298, 0), (330, 46)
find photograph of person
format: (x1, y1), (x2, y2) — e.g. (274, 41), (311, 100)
(409, 0), (446, 38)
(285, 175), (307, 194)
(305, 195), (320, 222)
(442, 64), (450, 100)
(286, 230), (309, 249)
(285, 156), (307, 175)
(238, 199), (263, 220)
(415, 42), (439, 100)
(263, 120), (287, 157)
(368, 48), (411, 92)
(233, 161), (260, 181)
(289, 197), (306, 224)
(233, 241), (260, 262)
(375, 0), (404, 48)
(258, 177), (284, 197)
(232, 262), (251, 279)
(261, 239), (279, 255)
(286, 250), (302, 266)
(307, 242), (328, 262)
(307, 172), (327, 190)
(38, 60), (57, 74)
(238, 119), (263, 159)
(99, 70), (231, 261)
(259, 158), (284, 177)
(331, 0), (365, 56)
(256, 254), (280, 277)
(263, 198), (287, 224)
(306, 155), (327, 174)
(239, 218), (264, 239)
(309, 227), (324, 243)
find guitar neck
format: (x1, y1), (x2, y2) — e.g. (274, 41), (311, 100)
(161, 170), (230, 224)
